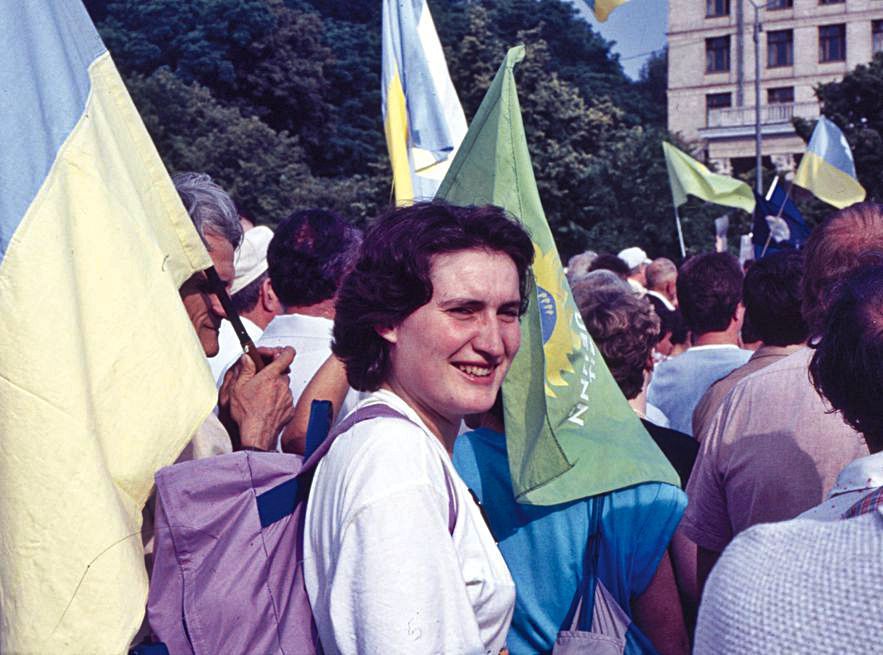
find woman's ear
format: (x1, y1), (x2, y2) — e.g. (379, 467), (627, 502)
(375, 325), (398, 344)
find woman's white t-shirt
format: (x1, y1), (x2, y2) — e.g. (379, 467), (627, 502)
(303, 389), (515, 654)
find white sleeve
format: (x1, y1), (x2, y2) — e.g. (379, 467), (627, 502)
(324, 482), (486, 654)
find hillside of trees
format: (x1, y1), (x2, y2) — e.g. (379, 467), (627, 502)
(84, 0), (740, 260)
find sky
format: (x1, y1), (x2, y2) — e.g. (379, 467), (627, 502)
(568, 0), (668, 79)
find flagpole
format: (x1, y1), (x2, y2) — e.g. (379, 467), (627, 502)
(674, 206), (687, 259)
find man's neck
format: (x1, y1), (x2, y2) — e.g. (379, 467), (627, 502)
(240, 309), (273, 330)
(692, 330), (740, 347)
(283, 298), (335, 319)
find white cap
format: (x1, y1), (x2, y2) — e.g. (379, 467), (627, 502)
(231, 225), (273, 295)
(617, 246), (651, 270)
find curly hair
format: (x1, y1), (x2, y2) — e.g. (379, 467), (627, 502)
(573, 280), (660, 400)
(332, 202), (534, 392)
(677, 252), (743, 336)
(810, 265), (883, 452)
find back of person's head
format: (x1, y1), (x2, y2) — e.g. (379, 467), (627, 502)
(661, 306), (689, 346)
(267, 209), (362, 309)
(810, 265), (883, 452)
(677, 252), (743, 336)
(333, 202), (534, 392)
(566, 250), (598, 286)
(742, 251), (808, 347)
(646, 257), (677, 292)
(573, 281), (660, 400)
(572, 269), (633, 296)
(173, 171), (242, 250)
(802, 202), (883, 337)
(588, 253), (630, 280)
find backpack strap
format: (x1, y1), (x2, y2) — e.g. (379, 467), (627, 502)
(256, 402), (458, 534)
(567, 495), (604, 630)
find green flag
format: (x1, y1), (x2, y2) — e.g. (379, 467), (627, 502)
(437, 46), (679, 505)
(662, 142), (756, 213)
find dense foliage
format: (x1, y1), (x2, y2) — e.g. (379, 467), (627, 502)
(85, 0), (734, 260)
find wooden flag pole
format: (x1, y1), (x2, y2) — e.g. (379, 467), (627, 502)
(205, 266), (264, 371)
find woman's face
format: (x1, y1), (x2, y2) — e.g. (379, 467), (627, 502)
(379, 248), (523, 438)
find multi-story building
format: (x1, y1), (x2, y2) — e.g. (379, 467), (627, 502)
(668, 0), (883, 175)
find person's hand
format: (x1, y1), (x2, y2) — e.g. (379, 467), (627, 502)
(219, 346), (295, 451)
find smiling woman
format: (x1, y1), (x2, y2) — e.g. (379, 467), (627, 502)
(303, 202), (534, 654)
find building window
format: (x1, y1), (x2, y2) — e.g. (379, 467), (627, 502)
(767, 86), (795, 103)
(767, 30), (794, 67)
(706, 92), (733, 112)
(819, 0), (844, 5)
(767, 0), (793, 9)
(706, 36), (731, 72)
(706, 0), (730, 17)
(819, 24), (847, 62)
(874, 20), (883, 54)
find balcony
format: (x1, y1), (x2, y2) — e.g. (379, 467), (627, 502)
(700, 101), (820, 139)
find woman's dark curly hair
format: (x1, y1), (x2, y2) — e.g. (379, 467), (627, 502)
(332, 202), (534, 392)
(810, 264), (883, 452)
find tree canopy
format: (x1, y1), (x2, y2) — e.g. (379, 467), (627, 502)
(85, 0), (720, 260)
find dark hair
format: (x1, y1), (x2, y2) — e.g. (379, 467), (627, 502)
(742, 251), (808, 346)
(664, 308), (689, 345)
(588, 253), (630, 279)
(801, 202), (883, 337)
(231, 271), (266, 315)
(573, 283), (660, 400)
(810, 265), (883, 451)
(677, 252), (743, 335)
(333, 202), (534, 391)
(268, 209), (362, 308)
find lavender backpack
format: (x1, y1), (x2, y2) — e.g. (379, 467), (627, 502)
(146, 402), (455, 655)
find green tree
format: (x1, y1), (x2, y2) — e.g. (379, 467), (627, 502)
(635, 48), (668, 127)
(128, 68), (386, 224)
(98, 0), (276, 85)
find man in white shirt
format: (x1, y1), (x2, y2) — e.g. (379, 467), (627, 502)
(647, 253), (752, 435)
(207, 225), (280, 382)
(257, 209), (363, 450)
(645, 257), (678, 311)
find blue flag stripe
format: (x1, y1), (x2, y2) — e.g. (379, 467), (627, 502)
(0, 1), (105, 260)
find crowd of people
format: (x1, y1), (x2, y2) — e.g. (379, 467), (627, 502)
(137, 171), (883, 654)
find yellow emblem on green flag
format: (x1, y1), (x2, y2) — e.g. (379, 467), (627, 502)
(437, 46), (679, 505)
(663, 142), (756, 213)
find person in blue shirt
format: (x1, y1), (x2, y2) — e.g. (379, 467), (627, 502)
(454, 400), (688, 655)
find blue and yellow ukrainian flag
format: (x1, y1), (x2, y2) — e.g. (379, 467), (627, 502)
(0, 2), (215, 651)
(794, 116), (866, 209)
(584, 0), (629, 21)
(382, 0), (468, 204)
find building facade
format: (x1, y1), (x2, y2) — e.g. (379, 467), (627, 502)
(668, 0), (883, 175)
